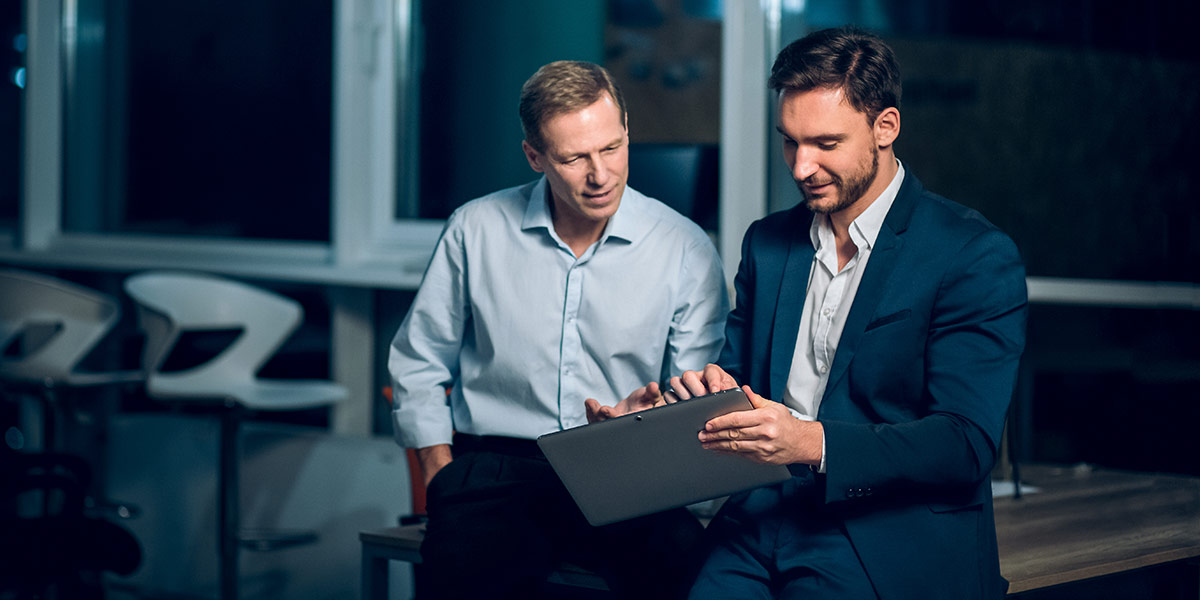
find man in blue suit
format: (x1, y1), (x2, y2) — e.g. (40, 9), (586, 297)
(670, 27), (1028, 599)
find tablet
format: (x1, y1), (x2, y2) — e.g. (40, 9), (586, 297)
(537, 388), (792, 526)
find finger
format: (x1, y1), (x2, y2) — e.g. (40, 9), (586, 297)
(591, 405), (618, 423)
(625, 384), (649, 402)
(668, 375), (692, 400)
(585, 398), (602, 423)
(699, 423), (764, 442)
(703, 405), (765, 434)
(743, 385), (769, 409)
(642, 381), (664, 404)
(700, 441), (771, 463)
(703, 364), (738, 393)
(663, 390), (680, 404)
(678, 371), (708, 397)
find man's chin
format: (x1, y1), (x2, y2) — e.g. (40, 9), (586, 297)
(581, 197), (620, 220)
(804, 195), (841, 215)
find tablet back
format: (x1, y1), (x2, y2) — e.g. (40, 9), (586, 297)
(537, 388), (792, 526)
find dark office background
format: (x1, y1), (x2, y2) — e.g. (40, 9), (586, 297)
(1, 1), (19, 232)
(3, 2), (1199, 473)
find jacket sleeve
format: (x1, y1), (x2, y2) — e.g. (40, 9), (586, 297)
(822, 227), (1028, 505)
(716, 219), (762, 386)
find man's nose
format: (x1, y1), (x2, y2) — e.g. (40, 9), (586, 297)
(588, 156), (610, 186)
(792, 148), (819, 181)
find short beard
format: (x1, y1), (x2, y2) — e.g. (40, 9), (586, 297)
(803, 146), (880, 215)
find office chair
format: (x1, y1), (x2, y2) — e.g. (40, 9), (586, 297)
(1, 448), (142, 599)
(0, 268), (144, 527)
(123, 270), (347, 600)
(0, 268), (144, 452)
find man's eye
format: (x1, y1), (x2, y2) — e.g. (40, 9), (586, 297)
(818, 143), (837, 151)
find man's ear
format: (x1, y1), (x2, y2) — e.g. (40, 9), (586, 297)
(873, 107), (900, 148)
(522, 140), (545, 173)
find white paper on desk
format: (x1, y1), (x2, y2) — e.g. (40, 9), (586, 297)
(991, 480), (1039, 498)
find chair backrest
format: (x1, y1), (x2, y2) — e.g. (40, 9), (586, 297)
(123, 271), (303, 400)
(0, 269), (121, 384)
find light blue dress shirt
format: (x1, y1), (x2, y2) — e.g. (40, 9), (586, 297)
(390, 177), (728, 449)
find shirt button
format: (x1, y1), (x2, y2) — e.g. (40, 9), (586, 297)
(819, 365), (828, 374)
(822, 307), (832, 316)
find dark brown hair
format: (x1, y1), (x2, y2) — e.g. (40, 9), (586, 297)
(769, 27), (901, 124)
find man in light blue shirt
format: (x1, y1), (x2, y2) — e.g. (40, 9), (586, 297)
(389, 60), (727, 599)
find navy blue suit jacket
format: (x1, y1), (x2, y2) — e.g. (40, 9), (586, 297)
(718, 171), (1027, 599)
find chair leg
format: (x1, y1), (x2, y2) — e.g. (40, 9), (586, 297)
(219, 404), (242, 600)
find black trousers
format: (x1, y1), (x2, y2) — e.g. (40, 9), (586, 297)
(418, 434), (705, 600)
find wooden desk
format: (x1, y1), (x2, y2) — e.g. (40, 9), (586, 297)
(996, 463), (1200, 594)
(362, 464), (1200, 598)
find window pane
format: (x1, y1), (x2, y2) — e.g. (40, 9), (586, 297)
(63, 0), (333, 242)
(0, 2), (21, 232)
(410, 0), (605, 221)
(404, 0), (722, 231)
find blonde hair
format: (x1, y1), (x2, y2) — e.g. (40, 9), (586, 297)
(519, 60), (627, 152)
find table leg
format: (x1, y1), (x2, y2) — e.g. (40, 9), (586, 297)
(361, 544), (390, 600)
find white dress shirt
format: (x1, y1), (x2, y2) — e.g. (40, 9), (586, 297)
(783, 160), (906, 471)
(389, 177), (728, 449)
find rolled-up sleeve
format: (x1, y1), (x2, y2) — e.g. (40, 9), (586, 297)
(389, 216), (470, 449)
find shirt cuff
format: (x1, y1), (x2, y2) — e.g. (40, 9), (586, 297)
(817, 431), (827, 474)
(391, 387), (455, 449)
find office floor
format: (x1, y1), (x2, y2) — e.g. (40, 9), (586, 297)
(96, 414), (415, 600)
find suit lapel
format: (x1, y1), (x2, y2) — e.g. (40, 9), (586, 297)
(820, 173), (921, 405)
(768, 209), (816, 400)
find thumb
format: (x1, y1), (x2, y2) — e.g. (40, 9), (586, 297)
(743, 385), (769, 409)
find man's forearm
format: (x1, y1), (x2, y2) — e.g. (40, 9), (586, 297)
(416, 444), (453, 488)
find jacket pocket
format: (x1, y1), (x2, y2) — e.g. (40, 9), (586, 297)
(928, 499), (983, 514)
(865, 308), (911, 332)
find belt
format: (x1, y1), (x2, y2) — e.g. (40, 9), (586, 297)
(452, 433), (544, 459)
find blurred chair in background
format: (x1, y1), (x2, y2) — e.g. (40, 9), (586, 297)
(123, 270), (347, 600)
(0, 448), (142, 599)
(0, 269), (146, 595)
(0, 268), (143, 454)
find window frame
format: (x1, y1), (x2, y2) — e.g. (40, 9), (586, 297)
(13, 0), (441, 290)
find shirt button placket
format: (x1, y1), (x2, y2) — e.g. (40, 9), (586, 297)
(560, 265), (584, 423)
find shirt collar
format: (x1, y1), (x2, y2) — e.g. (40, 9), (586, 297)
(521, 176), (645, 245)
(521, 177), (555, 232)
(809, 159), (906, 252)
